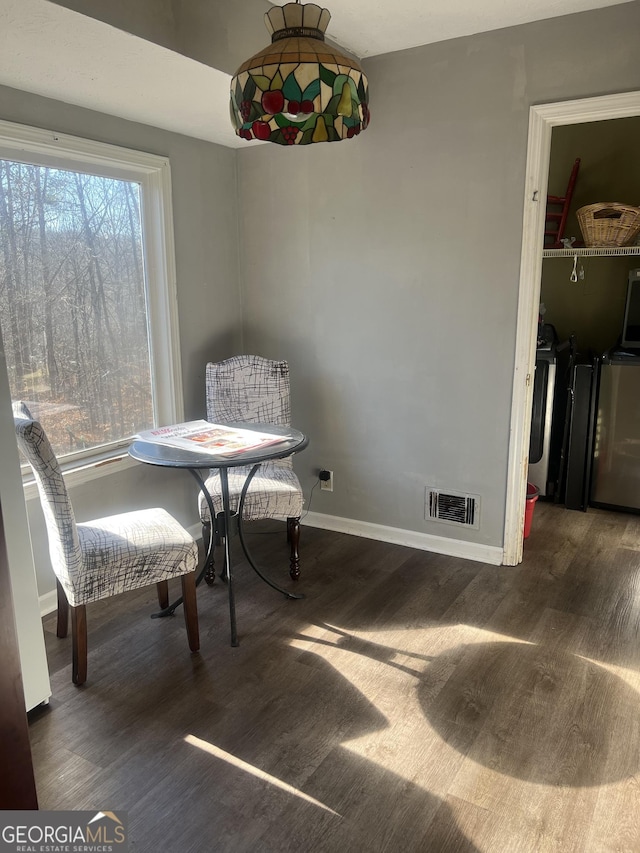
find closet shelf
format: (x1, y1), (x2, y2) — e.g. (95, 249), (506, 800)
(543, 246), (640, 258)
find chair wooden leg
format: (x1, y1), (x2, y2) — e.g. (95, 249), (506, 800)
(70, 604), (87, 686)
(156, 580), (169, 610)
(287, 516), (301, 580)
(56, 579), (69, 639)
(181, 572), (200, 652)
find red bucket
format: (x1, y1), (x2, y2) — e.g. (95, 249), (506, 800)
(524, 483), (539, 539)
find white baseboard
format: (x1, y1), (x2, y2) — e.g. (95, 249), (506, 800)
(187, 522), (203, 541)
(301, 511), (503, 566)
(39, 589), (57, 618)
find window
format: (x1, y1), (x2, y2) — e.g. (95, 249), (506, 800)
(0, 121), (183, 470)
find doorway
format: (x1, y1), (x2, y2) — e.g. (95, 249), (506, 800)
(503, 91), (640, 566)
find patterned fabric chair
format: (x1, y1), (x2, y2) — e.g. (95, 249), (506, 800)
(198, 355), (305, 580)
(13, 402), (200, 686)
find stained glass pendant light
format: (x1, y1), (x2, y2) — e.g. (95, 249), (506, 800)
(230, 1), (370, 145)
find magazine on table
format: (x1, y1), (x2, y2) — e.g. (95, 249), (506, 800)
(135, 420), (288, 456)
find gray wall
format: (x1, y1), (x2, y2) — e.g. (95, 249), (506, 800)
(50, 0), (273, 75)
(237, 2), (640, 547)
(3, 2), (640, 597)
(49, 0), (179, 52)
(0, 84), (243, 595)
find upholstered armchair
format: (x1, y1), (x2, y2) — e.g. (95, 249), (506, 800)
(198, 355), (305, 580)
(13, 402), (199, 686)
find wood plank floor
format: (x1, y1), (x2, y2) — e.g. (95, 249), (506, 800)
(28, 503), (640, 852)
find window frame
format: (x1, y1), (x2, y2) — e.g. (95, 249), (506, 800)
(0, 119), (184, 490)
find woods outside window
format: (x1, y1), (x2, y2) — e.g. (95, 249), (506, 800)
(0, 121), (183, 473)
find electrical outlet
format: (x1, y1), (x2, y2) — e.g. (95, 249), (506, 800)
(319, 469), (333, 492)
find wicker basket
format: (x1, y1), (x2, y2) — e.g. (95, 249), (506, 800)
(576, 202), (640, 247)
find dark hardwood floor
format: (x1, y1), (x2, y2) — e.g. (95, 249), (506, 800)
(28, 503), (640, 852)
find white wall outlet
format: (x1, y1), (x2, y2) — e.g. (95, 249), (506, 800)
(320, 469), (333, 492)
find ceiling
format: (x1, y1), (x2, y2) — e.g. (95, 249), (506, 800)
(0, 0), (633, 149)
(309, 0), (632, 58)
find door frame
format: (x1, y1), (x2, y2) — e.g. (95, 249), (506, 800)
(503, 90), (640, 566)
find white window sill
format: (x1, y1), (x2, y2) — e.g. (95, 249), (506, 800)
(21, 451), (139, 502)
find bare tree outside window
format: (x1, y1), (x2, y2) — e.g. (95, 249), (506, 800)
(0, 160), (154, 457)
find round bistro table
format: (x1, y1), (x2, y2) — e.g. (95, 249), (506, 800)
(129, 422), (309, 646)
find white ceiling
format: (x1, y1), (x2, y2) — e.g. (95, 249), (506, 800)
(316, 0), (633, 58)
(0, 0), (633, 149)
